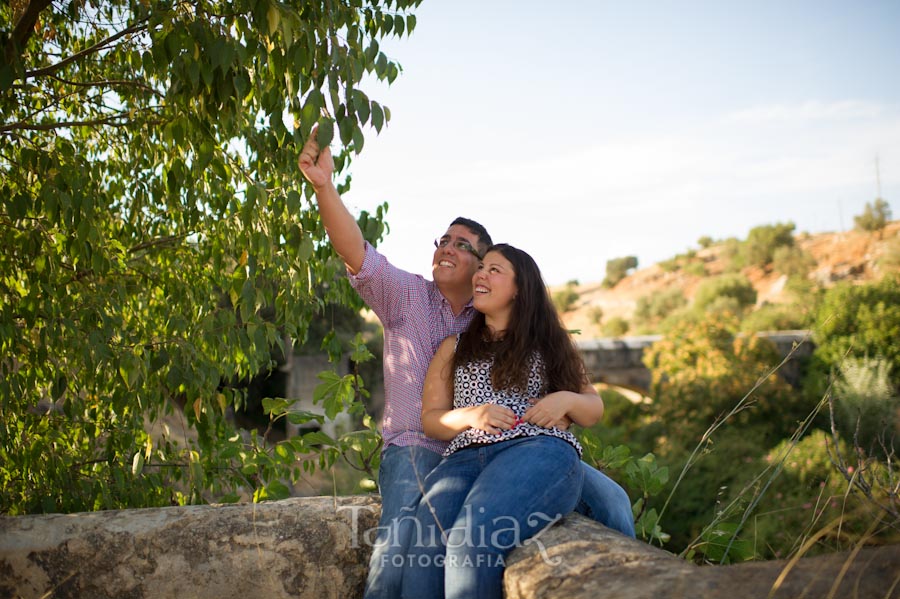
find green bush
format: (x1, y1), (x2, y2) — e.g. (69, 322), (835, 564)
(698, 236), (715, 249)
(602, 316), (629, 337)
(633, 289), (687, 334)
(603, 256), (638, 288)
(812, 275), (900, 381)
(693, 274), (757, 313)
(854, 198), (891, 234)
(741, 222), (796, 267)
(743, 430), (877, 559)
(740, 303), (812, 333)
(833, 357), (898, 456)
(773, 245), (816, 278)
(551, 284), (580, 313)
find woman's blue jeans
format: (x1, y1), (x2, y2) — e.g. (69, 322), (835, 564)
(399, 436), (583, 599)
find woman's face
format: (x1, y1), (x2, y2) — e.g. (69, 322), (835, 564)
(472, 250), (517, 317)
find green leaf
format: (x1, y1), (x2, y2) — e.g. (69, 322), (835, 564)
(286, 190), (302, 214)
(316, 118), (334, 147)
(132, 452), (145, 476)
(266, 480), (291, 501)
(371, 102), (384, 132)
(262, 397), (293, 416)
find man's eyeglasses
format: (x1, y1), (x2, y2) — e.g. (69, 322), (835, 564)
(434, 238), (483, 260)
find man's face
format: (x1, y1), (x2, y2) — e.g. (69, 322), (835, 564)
(432, 224), (483, 291)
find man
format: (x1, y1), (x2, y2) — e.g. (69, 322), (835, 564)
(298, 133), (635, 599)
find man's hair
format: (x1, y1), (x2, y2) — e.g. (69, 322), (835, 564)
(450, 217), (492, 255)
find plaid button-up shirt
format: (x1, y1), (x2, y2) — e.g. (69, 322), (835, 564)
(349, 242), (475, 454)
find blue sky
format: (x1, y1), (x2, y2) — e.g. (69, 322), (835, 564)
(340, 0), (900, 285)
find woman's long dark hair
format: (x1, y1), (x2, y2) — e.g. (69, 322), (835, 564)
(452, 244), (588, 393)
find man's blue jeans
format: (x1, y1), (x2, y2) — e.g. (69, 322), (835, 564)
(399, 436), (583, 599)
(363, 444), (636, 599)
(363, 445), (443, 599)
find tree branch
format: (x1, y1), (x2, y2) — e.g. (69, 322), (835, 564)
(22, 20), (149, 81)
(0, 114), (134, 133)
(3, 0), (53, 65)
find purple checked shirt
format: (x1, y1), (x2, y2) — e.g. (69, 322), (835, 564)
(349, 242), (475, 454)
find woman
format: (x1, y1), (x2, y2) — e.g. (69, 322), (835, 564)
(400, 244), (604, 599)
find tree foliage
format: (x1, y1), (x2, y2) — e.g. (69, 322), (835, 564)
(692, 273), (757, 314)
(854, 198), (892, 234)
(1, 0), (421, 514)
(812, 275), (900, 384)
(551, 281), (579, 313)
(643, 313), (800, 447)
(603, 255), (637, 288)
(741, 222), (795, 268)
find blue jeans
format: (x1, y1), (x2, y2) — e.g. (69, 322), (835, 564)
(364, 445), (635, 598)
(399, 436), (583, 599)
(575, 462), (636, 538)
(363, 445), (443, 599)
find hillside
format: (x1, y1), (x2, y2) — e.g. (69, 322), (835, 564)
(559, 221), (900, 338)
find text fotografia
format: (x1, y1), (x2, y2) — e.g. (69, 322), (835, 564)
(338, 505), (564, 566)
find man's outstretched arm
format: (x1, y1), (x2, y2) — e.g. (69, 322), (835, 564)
(298, 130), (366, 274)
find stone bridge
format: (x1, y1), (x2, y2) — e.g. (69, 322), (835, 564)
(576, 330), (815, 396)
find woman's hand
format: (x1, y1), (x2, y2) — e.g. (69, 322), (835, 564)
(523, 392), (574, 429)
(469, 404), (517, 435)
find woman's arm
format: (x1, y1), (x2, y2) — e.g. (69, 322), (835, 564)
(421, 337), (517, 440)
(523, 382), (604, 428)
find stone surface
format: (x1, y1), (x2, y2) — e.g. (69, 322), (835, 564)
(3, 496), (898, 599)
(0, 495), (381, 599)
(504, 514), (900, 599)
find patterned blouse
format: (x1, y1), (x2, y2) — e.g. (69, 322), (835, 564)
(443, 344), (583, 457)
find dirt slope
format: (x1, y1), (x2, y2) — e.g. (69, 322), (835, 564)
(559, 221), (900, 337)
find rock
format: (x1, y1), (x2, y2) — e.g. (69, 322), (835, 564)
(0, 495), (381, 599)
(504, 514), (900, 599)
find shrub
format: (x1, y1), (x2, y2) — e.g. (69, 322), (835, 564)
(633, 289), (687, 334)
(551, 284), (580, 313)
(602, 316), (629, 337)
(812, 275), (900, 380)
(741, 222), (796, 267)
(740, 303), (811, 333)
(854, 198), (892, 234)
(698, 236), (714, 249)
(833, 357), (898, 456)
(772, 245), (816, 278)
(693, 274), (757, 313)
(603, 256), (638, 288)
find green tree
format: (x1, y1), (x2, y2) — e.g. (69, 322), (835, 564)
(1, 0), (421, 514)
(602, 316), (629, 337)
(772, 245), (816, 279)
(812, 275), (900, 383)
(633, 288), (687, 334)
(741, 222), (796, 268)
(693, 274), (757, 314)
(603, 255), (638, 288)
(551, 282), (580, 313)
(854, 198), (892, 235)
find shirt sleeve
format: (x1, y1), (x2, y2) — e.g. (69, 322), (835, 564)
(348, 241), (428, 327)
